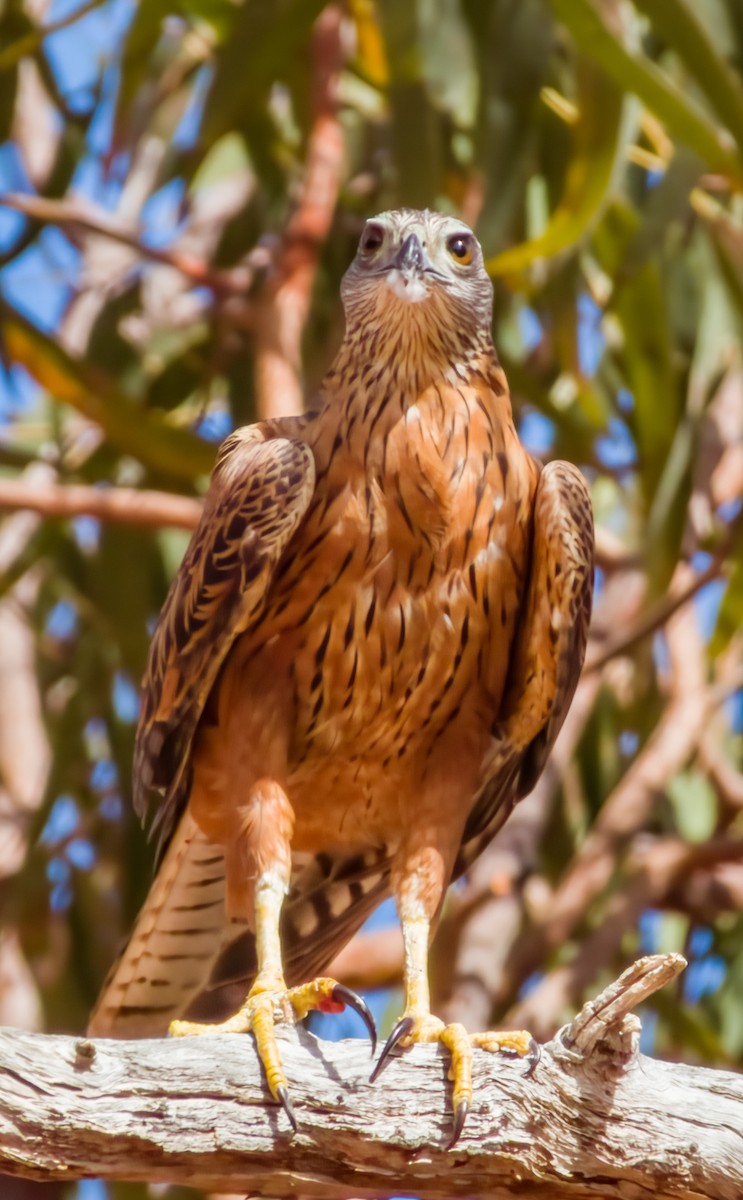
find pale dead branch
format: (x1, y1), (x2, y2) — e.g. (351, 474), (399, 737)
(2, 955), (742, 1199)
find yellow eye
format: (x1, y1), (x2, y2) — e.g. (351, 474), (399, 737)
(447, 234), (474, 265)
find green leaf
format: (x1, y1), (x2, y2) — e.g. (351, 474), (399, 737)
(652, 988), (728, 1060)
(710, 547), (743, 656)
(0, 3), (37, 75)
(376, 0), (443, 207)
(190, 131), (251, 192)
(654, 910), (689, 954)
(612, 261), (677, 497)
(418, 0), (477, 130)
(612, 259), (691, 587)
(700, 198), (743, 329)
(634, 0), (743, 161)
(547, 0), (743, 186)
(667, 769), (718, 842)
(0, 59), (16, 144)
(487, 54), (626, 275)
(620, 148), (704, 278)
(0, 301), (215, 482)
(180, 0), (237, 40)
(466, 0), (553, 252)
(113, 3), (171, 141)
(200, 0), (327, 146)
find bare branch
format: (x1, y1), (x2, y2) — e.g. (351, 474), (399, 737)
(585, 555), (725, 675)
(0, 478), (202, 530)
(509, 838), (743, 1038)
(561, 952), (686, 1057)
(0, 192), (251, 295)
(499, 584), (709, 1001)
(1, 955), (741, 1199)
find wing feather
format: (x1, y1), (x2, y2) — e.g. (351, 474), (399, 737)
(134, 424), (315, 856)
(455, 458), (594, 875)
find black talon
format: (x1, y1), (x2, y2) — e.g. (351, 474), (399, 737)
(276, 1084), (298, 1132)
(331, 983), (378, 1054)
(369, 1015), (414, 1082)
(447, 1097), (469, 1150)
(524, 1037), (540, 1077)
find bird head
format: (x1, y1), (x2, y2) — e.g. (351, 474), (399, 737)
(340, 209), (494, 375)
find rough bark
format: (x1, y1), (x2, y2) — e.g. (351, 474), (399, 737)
(0, 955), (741, 1199)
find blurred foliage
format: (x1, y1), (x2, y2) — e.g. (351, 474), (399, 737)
(0, 0), (742, 1195)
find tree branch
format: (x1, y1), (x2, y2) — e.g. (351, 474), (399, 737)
(1, 955), (742, 1199)
(502, 593), (709, 997)
(253, 5), (345, 418)
(0, 478), (203, 530)
(0, 192), (251, 294)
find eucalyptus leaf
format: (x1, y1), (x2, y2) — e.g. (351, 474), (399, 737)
(667, 770), (718, 843)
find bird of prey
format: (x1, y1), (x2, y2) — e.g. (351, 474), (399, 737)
(90, 208), (594, 1144)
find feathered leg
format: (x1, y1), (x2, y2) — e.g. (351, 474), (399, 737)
(171, 780), (376, 1129)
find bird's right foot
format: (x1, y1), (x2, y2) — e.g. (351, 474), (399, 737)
(170, 975), (376, 1130)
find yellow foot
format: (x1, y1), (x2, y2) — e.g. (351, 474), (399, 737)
(370, 1013), (538, 1147)
(170, 976), (376, 1131)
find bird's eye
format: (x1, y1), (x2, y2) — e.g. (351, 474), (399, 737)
(447, 234), (474, 265)
(360, 223), (385, 255)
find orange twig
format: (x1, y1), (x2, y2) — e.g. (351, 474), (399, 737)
(254, 5), (345, 418)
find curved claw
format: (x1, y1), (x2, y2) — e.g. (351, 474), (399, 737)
(447, 1097), (469, 1150)
(524, 1037), (540, 1077)
(276, 1084), (298, 1133)
(369, 1014), (415, 1083)
(331, 983), (378, 1054)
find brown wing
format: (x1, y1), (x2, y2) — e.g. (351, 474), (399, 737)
(135, 423), (315, 857)
(455, 457), (594, 875)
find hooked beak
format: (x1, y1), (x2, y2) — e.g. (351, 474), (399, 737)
(384, 233), (448, 302)
(394, 233), (426, 276)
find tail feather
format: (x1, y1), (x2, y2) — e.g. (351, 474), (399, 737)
(88, 814), (239, 1037)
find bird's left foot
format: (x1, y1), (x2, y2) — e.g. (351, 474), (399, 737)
(370, 1013), (539, 1146)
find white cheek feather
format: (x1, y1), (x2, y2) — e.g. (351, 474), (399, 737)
(386, 269), (429, 303)
(405, 403), (421, 423)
